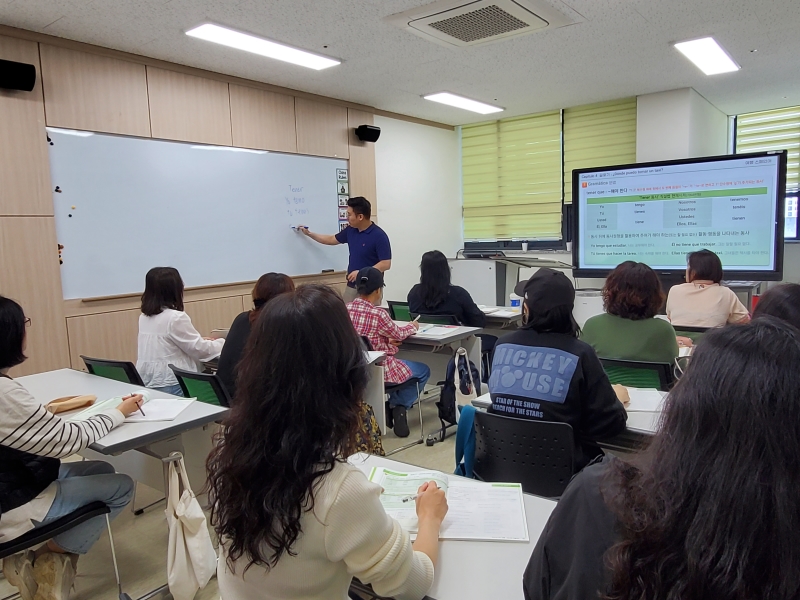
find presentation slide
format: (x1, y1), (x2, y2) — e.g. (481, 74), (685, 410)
(576, 155), (782, 271)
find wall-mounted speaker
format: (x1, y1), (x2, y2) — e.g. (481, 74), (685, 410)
(0, 59), (36, 92)
(354, 125), (381, 143)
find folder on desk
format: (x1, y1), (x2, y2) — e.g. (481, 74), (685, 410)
(368, 468), (529, 542)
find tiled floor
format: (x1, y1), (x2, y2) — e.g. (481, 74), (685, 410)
(0, 401), (456, 600)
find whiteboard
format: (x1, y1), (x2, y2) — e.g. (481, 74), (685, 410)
(47, 128), (349, 299)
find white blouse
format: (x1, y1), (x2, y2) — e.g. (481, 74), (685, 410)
(136, 309), (224, 388)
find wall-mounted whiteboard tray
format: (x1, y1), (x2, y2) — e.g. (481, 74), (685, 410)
(47, 127), (349, 300)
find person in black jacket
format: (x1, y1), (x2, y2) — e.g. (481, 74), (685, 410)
(216, 273), (294, 401)
(407, 250), (487, 327)
(489, 268), (627, 471)
(524, 318), (800, 600)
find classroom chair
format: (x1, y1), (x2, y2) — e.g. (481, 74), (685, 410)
(168, 365), (232, 407)
(387, 301), (412, 321)
(673, 325), (711, 343)
(80, 355), (144, 386)
(599, 358), (675, 391)
(0, 502), (130, 600)
(411, 313), (459, 325)
(473, 411), (574, 498)
(384, 377), (425, 456)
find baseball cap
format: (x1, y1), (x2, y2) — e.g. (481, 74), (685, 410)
(514, 268), (575, 313)
(356, 267), (385, 295)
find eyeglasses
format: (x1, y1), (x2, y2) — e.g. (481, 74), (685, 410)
(24, 317), (31, 328)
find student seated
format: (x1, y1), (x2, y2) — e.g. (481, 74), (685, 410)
(523, 318), (800, 600)
(207, 285), (448, 600)
(407, 250), (487, 327)
(0, 296), (142, 599)
(136, 267), (225, 396)
(751, 283), (800, 330)
(666, 249), (750, 327)
(581, 261), (679, 365)
(488, 268), (627, 471)
(348, 267), (430, 437)
(216, 273), (294, 400)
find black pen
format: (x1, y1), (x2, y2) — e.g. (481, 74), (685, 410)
(126, 393), (145, 417)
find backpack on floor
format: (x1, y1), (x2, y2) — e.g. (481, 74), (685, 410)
(436, 348), (481, 426)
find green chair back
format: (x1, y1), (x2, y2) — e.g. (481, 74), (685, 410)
(181, 378), (221, 406)
(600, 358), (674, 391)
(168, 364), (231, 407)
(414, 313), (459, 325)
(91, 364), (133, 384)
(673, 326), (710, 343)
(388, 301), (412, 321)
(81, 355), (145, 386)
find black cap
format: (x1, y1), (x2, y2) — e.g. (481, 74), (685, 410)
(514, 268), (575, 313)
(356, 267), (385, 295)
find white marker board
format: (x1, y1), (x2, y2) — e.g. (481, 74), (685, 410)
(47, 128), (349, 299)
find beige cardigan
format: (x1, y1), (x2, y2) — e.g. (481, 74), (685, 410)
(217, 461), (435, 600)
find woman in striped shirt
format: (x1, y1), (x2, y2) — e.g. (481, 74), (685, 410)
(0, 296), (142, 600)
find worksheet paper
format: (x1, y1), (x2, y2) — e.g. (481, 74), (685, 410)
(625, 388), (666, 412)
(124, 399), (194, 422)
(368, 468), (529, 542)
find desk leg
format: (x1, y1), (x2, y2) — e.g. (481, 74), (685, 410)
(365, 363), (386, 435)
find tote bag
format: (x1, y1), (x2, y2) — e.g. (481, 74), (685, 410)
(452, 347), (479, 416)
(165, 453), (218, 600)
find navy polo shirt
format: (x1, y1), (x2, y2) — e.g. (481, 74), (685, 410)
(335, 223), (392, 287)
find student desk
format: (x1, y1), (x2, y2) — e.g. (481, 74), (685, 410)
(347, 453), (556, 600)
(472, 392), (664, 453)
(394, 322), (483, 387)
(364, 351), (390, 434)
(479, 305), (523, 330)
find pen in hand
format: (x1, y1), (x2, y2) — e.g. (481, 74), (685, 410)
(401, 494), (419, 503)
(125, 393), (145, 417)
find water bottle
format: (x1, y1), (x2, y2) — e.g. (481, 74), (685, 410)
(509, 292), (522, 308)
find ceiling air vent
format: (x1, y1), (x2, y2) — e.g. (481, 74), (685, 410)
(386, 0), (576, 47)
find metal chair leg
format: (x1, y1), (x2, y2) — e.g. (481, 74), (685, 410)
(386, 382), (425, 456)
(105, 514), (131, 600)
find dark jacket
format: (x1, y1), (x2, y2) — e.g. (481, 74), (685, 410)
(524, 456), (618, 600)
(407, 284), (487, 327)
(215, 311), (252, 401)
(488, 330), (627, 471)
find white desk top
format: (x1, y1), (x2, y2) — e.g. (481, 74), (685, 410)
(17, 369), (227, 455)
(348, 453), (555, 600)
(479, 305), (523, 322)
(395, 322), (481, 345)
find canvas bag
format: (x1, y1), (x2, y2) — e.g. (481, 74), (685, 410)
(165, 453), (217, 600)
(452, 347), (479, 419)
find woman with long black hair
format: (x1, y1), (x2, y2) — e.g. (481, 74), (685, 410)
(523, 317), (800, 600)
(207, 285), (448, 600)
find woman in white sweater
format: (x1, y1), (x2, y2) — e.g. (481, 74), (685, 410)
(136, 267), (225, 396)
(206, 285), (448, 600)
(0, 296), (143, 600)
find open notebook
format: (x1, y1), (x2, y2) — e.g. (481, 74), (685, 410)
(67, 389), (194, 423)
(368, 468), (529, 542)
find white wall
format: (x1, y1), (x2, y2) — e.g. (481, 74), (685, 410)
(374, 116), (462, 302)
(688, 90), (729, 157)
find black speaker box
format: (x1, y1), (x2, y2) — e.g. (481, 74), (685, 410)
(354, 125), (381, 143)
(0, 59), (36, 92)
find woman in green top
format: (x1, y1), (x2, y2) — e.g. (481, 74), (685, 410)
(582, 261), (679, 373)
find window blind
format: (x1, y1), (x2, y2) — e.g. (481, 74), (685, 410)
(736, 106), (800, 193)
(563, 98), (637, 204)
(462, 111), (562, 240)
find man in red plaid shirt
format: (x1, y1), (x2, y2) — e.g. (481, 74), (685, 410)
(347, 268), (431, 437)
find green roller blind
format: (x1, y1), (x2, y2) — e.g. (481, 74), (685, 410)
(563, 98), (637, 204)
(736, 106), (800, 192)
(462, 111), (562, 240)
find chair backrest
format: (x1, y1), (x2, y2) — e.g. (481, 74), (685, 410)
(599, 358), (674, 390)
(387, 301), (412, 321)
(412, 313), (460, 325)
(168, 364), (231, 407)
(80, 355), (144, 386)
(673, 325), (711, 343)
(360, 336), (374, 351)
(473, 410), (574, 498)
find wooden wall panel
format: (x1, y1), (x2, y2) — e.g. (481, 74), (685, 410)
(347, 108), (378, 217)
(66, 309), (139, 370)
(147, 67), (232, 145)
(1, 217), (70, 375)
(0, 36), (52, 216)
(39, 45), (150, 137)
(184, 296), (244, 337)
(295, 98), (349, 158)
(230, 85), (297, 153)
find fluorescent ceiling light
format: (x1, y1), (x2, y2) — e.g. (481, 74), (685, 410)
(423, 92), (504, 114)
(47, 127), (93, 137)
(674, 37), (740, 75)
(186, 24), (340, 70)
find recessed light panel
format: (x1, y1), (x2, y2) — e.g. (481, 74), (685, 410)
(674, 37), (740, 75)
(423, 92), (504, 114)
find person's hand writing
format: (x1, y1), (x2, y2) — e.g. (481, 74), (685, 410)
(118, 394), (144, 417)
(411, 320), (420, 330)
(676, 336), (693, 348)
(347, 270), (359, 283)
(298, 226), (310, 236)
(415, 481), (448, 524)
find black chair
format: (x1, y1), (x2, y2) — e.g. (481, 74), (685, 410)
(80, 356), (144, 386)
(599, 358), (675, 390)
(473, 411), (574, 498)
(0, 502), (130, 600)
(387, 301), (412, 321)
(168, 364), (232, 407)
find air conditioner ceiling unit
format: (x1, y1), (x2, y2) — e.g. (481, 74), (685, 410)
(386, 0), (576, 47)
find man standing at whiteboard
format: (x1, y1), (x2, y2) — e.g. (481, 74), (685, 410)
(299, 196), (392, 303)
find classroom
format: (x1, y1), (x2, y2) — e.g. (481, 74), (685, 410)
(1, 0), (799, 599)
